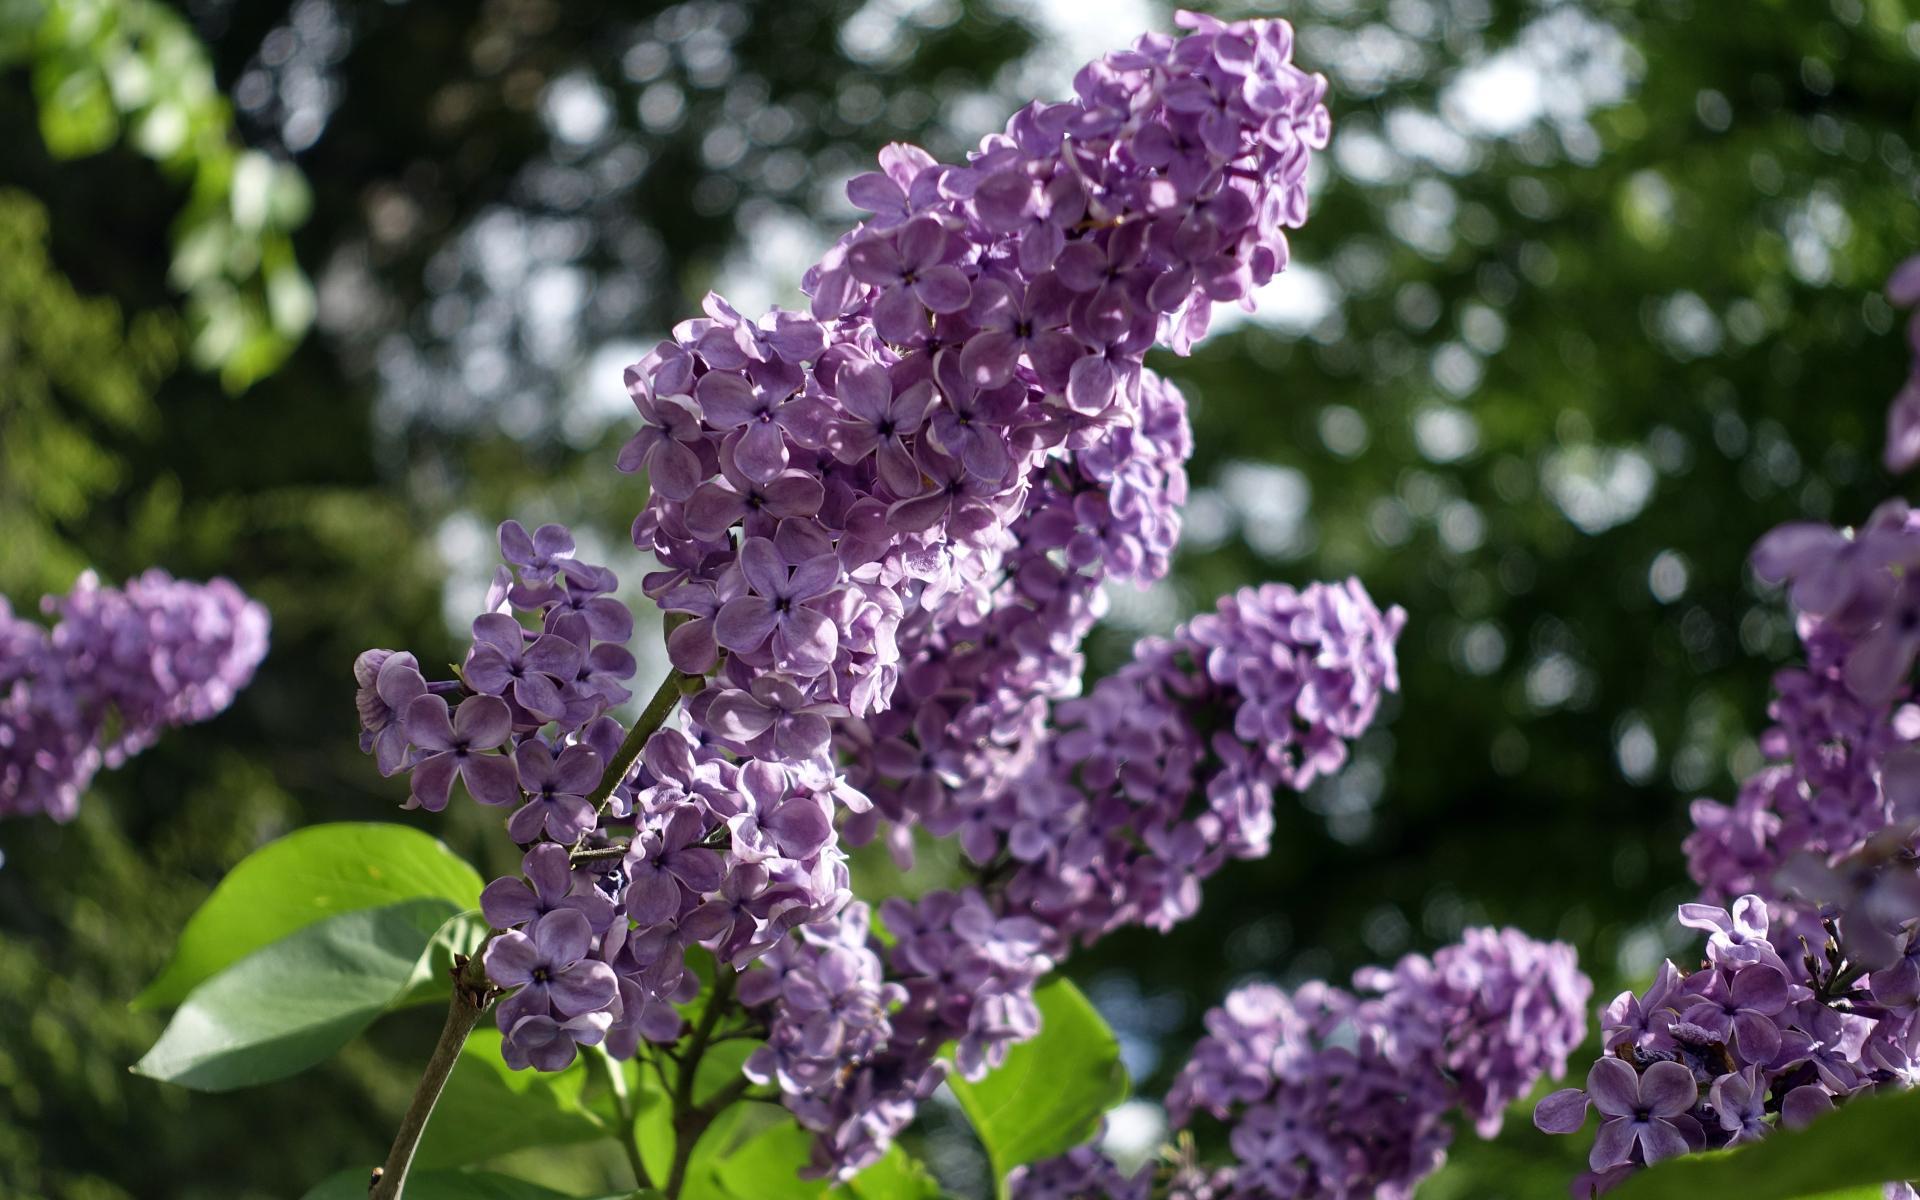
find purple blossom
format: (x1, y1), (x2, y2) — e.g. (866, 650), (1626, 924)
(354, 650), (426, 776)
(465, 612), (583, 720)
(488, 907), (620, 1034)
(623, 808), (725, 928)
(402, 694), (519, 811)
(713, 538), (841, 677)
(1163, 928), (1588, 1200)
(480, 843), (614, 933)
(845, 215), (973, 341)
(1710, 1067), (1769, 1144)
(1585, 1058), (1699, 1170)
(2, 571), (267, 822)
(506, 741), (602, 843)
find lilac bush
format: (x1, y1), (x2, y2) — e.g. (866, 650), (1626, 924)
(98, 6), (1918, 1197)
(335, 11), (1528, 1193)
(1, 569), (268, 821)
(318, 11), (1628, 1200)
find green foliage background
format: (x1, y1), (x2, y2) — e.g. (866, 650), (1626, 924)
(0, 0), (1916, 1197)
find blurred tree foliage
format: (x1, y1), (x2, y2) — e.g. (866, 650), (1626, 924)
(0, 0), (1917, 1197)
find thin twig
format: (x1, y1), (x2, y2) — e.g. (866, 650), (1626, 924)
(586, 667), (700, 820)
(570, 843), (631, 864)
(368, 955), (494, 1199)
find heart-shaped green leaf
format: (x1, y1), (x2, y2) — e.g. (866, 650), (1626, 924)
(134, 896), (454, 1091)
(138, 822), (483, 1010)
(947, 977), (1128, 1198)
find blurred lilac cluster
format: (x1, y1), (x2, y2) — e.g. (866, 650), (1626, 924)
(1879, 255), (1920, 472)
(1012, 927), (1588, 1200)
(1, 570), (268, 822)
(1535, 459), (1920, 1189)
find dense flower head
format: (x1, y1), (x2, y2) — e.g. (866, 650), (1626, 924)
(741, 888), (1056, 1179)
(988, 578), (1404, 948)
(734, 575), (1400, 1178)
(1535, 892), (1920, 1193)
(1112, 928), (1587, 1200)
(836, 364), (1195, 852)
(1533, 467), (1920, 1192)
(1688, 505), (1920, 976)
(1359, 925), (1592, 1137)
(343, 19), (1425, 1190)
(1, 570), (268, 821)
(622, 9), (1330, 788)
(357, 520), (873, 1069)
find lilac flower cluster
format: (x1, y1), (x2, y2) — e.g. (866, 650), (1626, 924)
(1535, 893), (1917, 1198)
(733, 580), (1401, 1178)
(991, 578), (1405, 945)
(1879, 254), (1920, 472)
(837, 364), (1195, 853)
(1537, 492), (1920, 1190)
(353, 16), (1417, 1188)
(741, 889), (1054, 1178)
(1013, 928), (1587, 1200)
(624, 9), (1329, 792)
(1, 570), (268, 821)
(358, 521), (876, 1070)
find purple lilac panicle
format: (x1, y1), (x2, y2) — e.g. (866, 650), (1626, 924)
(1, 570), (268, 822)
(1017, 928), (1588, 1200)
(624, 8), (1330, 791)
(1540, 487), (1920, 1191)
(355, 520), (866, 1071)
(351, 15), (1416, 1173)
(740, 578), (1402, 1179)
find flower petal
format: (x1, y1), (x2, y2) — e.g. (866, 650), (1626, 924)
(1533, 1088), (1590, 1135)
(1640, 1060), (1699, 1118)
(1585, 1057), (1641, 1118)
(715, 597), (779, 653)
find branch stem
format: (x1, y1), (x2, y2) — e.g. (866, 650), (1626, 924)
(369, 956), (492, 1199)
(587, 666), (699, 819)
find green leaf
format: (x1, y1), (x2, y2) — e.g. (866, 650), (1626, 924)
(1611, 1085), (1920, 1200)
(707, 1118), (944, 1200)
(301, 1166), (628, 1200)
(947, 978), (1128, 1199)
(712, 1119), (828, 1200)
(838, 1145), (945, 1200)
(395, 909), (490, 1009)
(137, 822), (483, 1009)
(639, 1101), (781, 1200)
(34, 60), (119, 156)
(693, 1036), (762, 1105)
(413, 1028), (609, 1169)
(133, 897), (455, 1091)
